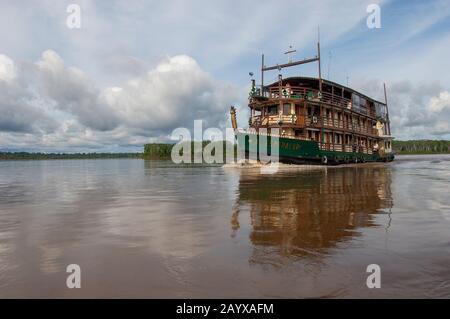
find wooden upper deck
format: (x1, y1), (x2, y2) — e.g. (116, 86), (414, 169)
(249, 76), (388, 121)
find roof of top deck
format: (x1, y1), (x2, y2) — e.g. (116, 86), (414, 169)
(265, 76), (387, 106)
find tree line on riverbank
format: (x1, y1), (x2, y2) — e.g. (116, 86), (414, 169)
(143, 141), (235, 160)
(0, 152), (142, 160)
(392, 140), (450, 154)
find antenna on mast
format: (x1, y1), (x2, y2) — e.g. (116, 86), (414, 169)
(261, 53), (264, 93)
(317, 26), (322, 92)
(260, 35), (322, 90)
(327, 51), (332, 80)
(284, 45), (296, 63)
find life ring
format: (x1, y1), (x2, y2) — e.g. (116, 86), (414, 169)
(312, 116), (318, 124)
(317, 91), (322, 99)
(321, 156), (328, 164)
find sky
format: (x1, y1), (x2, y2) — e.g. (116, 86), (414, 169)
(1, 0), (450, 152)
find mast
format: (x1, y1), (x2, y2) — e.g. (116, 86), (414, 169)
(317, 27), (322, 92)
(317, 27), (323, 144)
(318, 41), (322, 92)
(259, 40), (321, 93)
(383, 83), (391, 136)
(261, 54), (264, 95)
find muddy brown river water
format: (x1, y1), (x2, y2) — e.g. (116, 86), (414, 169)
(0, 155), (449, 298)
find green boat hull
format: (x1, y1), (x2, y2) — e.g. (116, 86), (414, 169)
(236, 131), (394, 164)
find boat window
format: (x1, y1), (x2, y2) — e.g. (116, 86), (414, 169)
(283, 103), (291, 115)
(375, 103), (387, 119)
(268, 105), (278, 115)
(360, 97), (367, 108)
(323, 84), (332, 93)
(352, 94), (360, 108)
(343, 90), (352, 100)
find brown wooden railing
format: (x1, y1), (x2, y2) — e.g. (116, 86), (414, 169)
(251, 115), (378, 136)
(319, 143), (373, 154)
(258, 85), (376, 117)
(251, 115), (300, 126)
(252, 114), (312, 126)
(266, 86), (351, 108)
(238, 128), (310, 141)
(307, 117), (378, 136)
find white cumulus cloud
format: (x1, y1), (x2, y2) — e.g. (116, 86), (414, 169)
(0, 55), (16, 82)
(104, 55), (240, 136)
(428, 91), (450, 113)
(0, 51), (240, 151)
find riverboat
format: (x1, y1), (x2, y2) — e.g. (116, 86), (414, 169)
(230, 42), (394, 164)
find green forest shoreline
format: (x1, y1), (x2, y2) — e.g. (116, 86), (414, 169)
(0, 152), (142, 160)
(1, 140), (449, 160)
(391, 140), (450, 154)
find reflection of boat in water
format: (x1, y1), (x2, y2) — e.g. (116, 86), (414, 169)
(231, 166), (393, 265)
